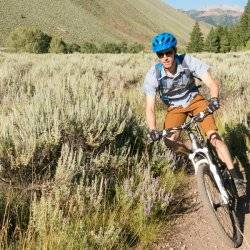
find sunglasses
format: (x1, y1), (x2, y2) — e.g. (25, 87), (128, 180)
(156, 49), (175, 58)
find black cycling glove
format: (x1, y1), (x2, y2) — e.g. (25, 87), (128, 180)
(208, 97), (220, 112)
(148, 129), (160, 142)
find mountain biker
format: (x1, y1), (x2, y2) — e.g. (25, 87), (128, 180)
(143, 32), (243, 185)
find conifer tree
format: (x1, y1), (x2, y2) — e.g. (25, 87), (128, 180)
(203, 27), (219, 53)
(222, 0), (250, 51)
(220, 35), (231, 53)
(229, 26), (241, 51)
(218, 27), (231, 53)
(187, 21), (204, 52)
(211, 34), (220, 53)
(238, 0), (250, 46)
(204, 28), (215, 52)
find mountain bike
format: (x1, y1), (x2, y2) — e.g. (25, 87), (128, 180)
(156, 108), (243, 248)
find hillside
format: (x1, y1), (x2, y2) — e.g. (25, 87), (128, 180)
(183, 7), (243, 26)
(0, 0), (211, 47)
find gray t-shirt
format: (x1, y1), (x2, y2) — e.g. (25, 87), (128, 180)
(143, 54), (209, 107)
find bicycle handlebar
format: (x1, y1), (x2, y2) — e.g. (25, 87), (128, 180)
(158, 107), (213, 138)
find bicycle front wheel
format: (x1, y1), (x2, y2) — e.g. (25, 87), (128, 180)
(197, 163), (243, 248)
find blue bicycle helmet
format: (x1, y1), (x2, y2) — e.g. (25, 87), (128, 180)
(151, 32), (177, 53)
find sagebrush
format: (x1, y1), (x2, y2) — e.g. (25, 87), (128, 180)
(0, 51), (249, 249)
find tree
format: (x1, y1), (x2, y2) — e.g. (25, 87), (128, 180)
(210, 34), (220, 53)
(205, 26), (221, 53)
(215, 26), (231, 53)
(220, 34), (231, 53)
(118, 42), (128, 53)
(128, 43), (144, 53)
(67, 43), (81, 53)
(204, 27), (215, 52)
(49, 36), (67, 53)
(99, 42), (122, 53)
(81, 42), (98, 53)
(207, 26), (226, 53)
(6, 26), (51, 53)
(187, 22), (204, 52)
(238, 0), (250, 47)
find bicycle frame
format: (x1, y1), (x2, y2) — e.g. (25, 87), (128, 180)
(160, 109), (231, 205)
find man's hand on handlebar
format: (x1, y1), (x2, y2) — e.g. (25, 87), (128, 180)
(208, 97), (220, 112)
(147, 129), (160, 142)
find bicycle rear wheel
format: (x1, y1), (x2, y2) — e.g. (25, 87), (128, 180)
(197, 163), (243, 248)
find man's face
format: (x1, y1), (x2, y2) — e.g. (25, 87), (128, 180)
(157, 49), (175, 69)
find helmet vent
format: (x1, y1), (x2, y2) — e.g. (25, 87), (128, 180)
(151, 32), (177, 53)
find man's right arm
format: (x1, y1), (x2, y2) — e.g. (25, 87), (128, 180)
(145, 95), (156, 130)
(143, 65), (159, 130)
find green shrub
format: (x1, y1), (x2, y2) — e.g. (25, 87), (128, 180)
(6, 26), (51, 53)
(128, 43), (145, 53)
(98, 42), (144, 53)
(244, 40), (250, 50)
(81, 42), (98, 53)
(49, 36), (67, 53)
(117, 42), (128, 53)
(99, 42), (123, 53)
(67, 43), (81, 53)
(80, 41), (144, 54)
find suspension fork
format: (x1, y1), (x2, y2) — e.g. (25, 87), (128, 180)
(188, 132), (230, 205)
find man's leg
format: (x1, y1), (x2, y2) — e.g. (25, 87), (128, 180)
(206, 130), (244, 191)
(164, 95), (209, 154)
(164, 106), (190, 155)
(206, 130), (234, 169)
(189, 96), (237, 173)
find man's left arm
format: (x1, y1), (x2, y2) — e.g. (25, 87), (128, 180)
(201, 70), (220, 111)
(185, 54), (220, 111)
(200, 70), (220, 98)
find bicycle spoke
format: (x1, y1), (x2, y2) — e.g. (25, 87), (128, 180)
(204, 173), (236, 239)
(217, 207), (235, 237)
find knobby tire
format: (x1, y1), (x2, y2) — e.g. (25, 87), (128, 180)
(197, 163), (243, 248)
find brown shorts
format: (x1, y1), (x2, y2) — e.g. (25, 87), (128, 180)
(164, 94), (217, 135)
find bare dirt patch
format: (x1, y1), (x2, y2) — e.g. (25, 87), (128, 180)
(152, 176), (250, 250)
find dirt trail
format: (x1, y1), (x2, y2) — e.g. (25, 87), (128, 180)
(152, 176), (250, 250)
